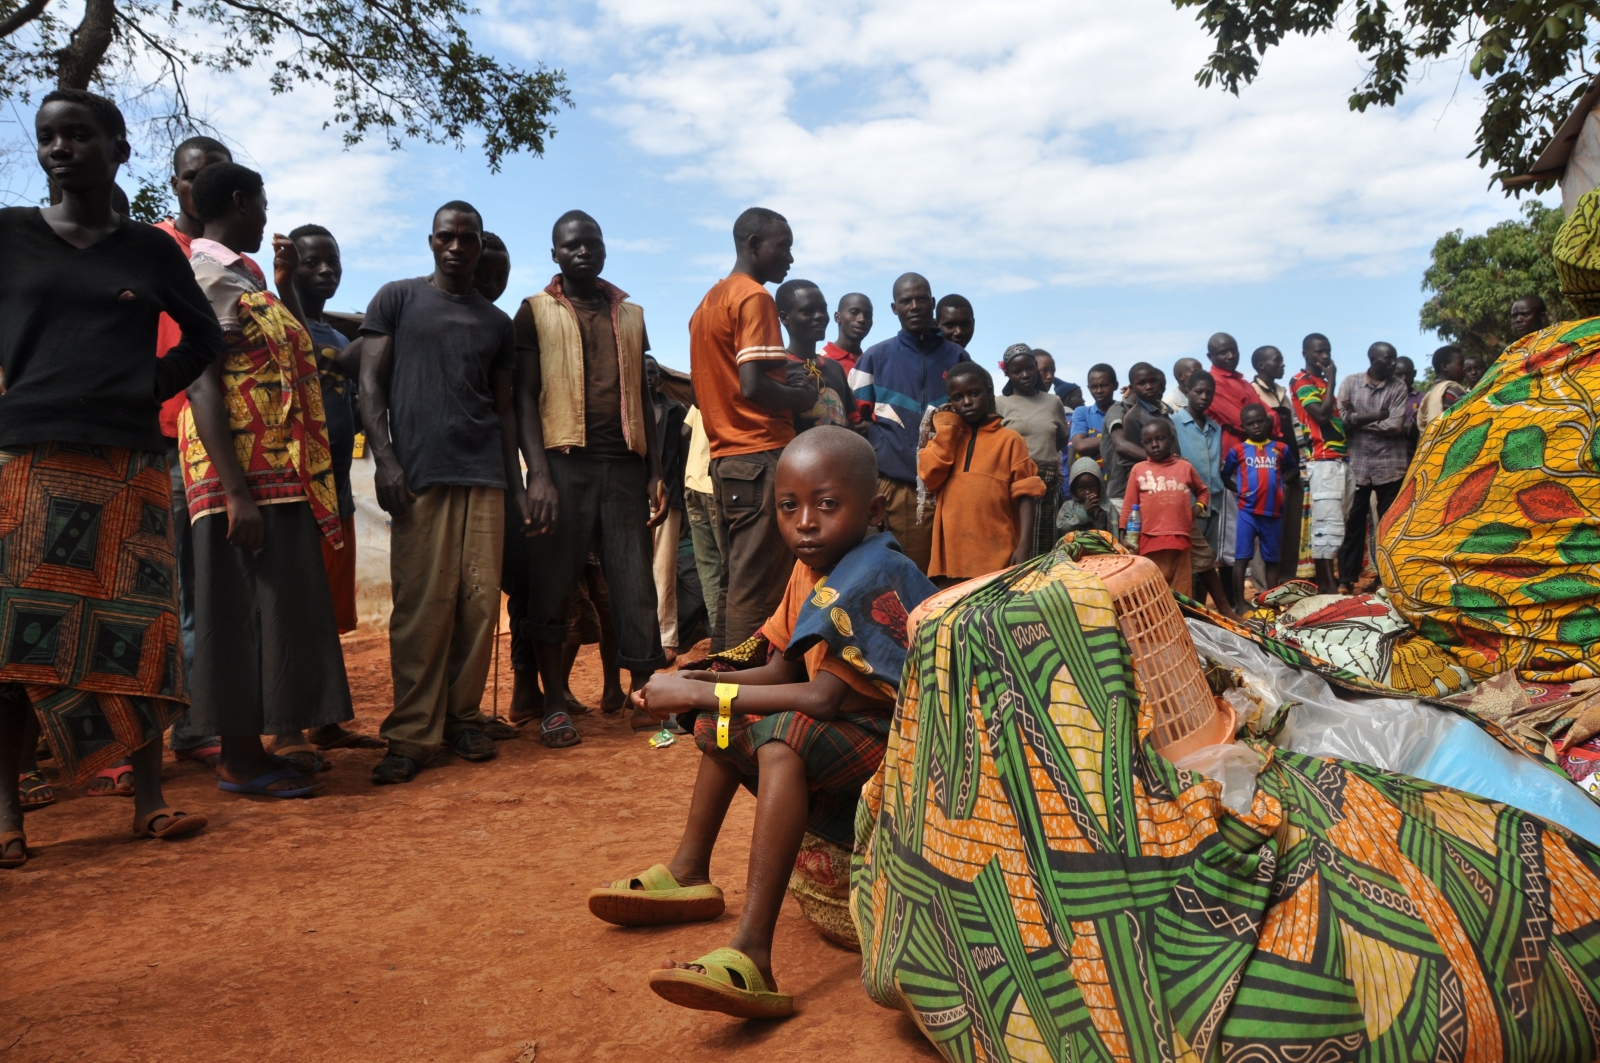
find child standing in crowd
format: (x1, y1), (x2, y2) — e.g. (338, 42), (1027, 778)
(1069, 362), (1117, 466)
(1462, 352), (1486, 390)
(179, 162), (354, 797)
(777, 279), (856, 432)
(1055, 457), (1114, 537)
(919, 363), (1045, 583)
(1103, 362), (1171, 529)
(1120, 419), (1208, 596)
(936, 293), (974, 349)
(1171, 371), (1238, 619)
(995, 346), (1069, 556)
(1418, 345), (1467, 430)
(1222, 403), (1292, 606)
(590, 427), (936, 1018)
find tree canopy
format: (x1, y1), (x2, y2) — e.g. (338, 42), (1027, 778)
(1420, 200), (1570, 358)
(0, 0), (569, 173)
(1171, 0), (1599, 189)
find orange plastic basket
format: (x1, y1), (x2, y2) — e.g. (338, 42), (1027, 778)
(1073, 554), (1225, 755)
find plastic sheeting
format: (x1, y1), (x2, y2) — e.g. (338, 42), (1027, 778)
(1185, 619), (1600, 847)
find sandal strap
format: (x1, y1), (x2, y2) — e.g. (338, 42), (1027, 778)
(137, 806), (181, 832)
(612, 862), (680, 892)
(691, 947), (774, 995)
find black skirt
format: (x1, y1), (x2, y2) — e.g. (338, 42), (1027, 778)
(187, 501), (352, 735)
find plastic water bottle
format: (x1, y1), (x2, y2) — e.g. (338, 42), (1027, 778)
(1125, 503), (1140, 550)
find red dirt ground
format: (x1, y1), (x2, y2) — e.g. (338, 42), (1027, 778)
(1, 635), (942, 1063)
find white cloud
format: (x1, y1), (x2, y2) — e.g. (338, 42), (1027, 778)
(502, 0), (1527, 289)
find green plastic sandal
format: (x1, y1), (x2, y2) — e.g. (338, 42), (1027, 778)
(587, 863), (725, 927)
(648, 947), (795, 1019)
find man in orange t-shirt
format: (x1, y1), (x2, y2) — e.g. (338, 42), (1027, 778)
(688, 207), (820, 649)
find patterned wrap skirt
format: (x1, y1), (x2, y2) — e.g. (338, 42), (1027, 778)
(0, 443), (185, 784)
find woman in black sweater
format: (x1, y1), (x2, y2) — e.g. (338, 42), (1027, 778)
(0, 90), (223, 867)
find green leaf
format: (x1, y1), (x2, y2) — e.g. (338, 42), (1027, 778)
(1558, 607), (1600, 649)
(1451, 584), (1509, 622)
(1499, 425), (1546, 471)
(1522, 573), (1600, 602)
(1458, 522), (1530, 554)
(1441, 422), (1492, 479)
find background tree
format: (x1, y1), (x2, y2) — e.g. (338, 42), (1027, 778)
(0, 0), (569, 178)
(1171, 0), (1600, 188)
(1420, 200), (1572, 358)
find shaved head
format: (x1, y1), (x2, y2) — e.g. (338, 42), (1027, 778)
(779, 425), (879, 501)
(893, 272), (930, 300)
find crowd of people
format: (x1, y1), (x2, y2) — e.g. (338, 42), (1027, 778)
(0, 87), (1567, 1022)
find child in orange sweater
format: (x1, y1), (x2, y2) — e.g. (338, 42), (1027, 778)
(918, 363), (1045, 581)
(1120, 418), (1209, 597)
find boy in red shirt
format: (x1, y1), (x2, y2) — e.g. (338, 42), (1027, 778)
(1121, 418), (1209, 596)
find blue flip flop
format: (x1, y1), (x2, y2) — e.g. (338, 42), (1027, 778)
(217, 767), (318, 799)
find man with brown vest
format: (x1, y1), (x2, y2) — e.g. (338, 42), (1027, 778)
(514, 210), (668, 746)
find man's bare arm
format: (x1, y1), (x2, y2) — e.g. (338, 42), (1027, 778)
(358, 334), (415, 518)
(739, 360), (816, 412)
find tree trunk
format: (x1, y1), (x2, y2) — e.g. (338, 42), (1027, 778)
(56, 0), (115, 89)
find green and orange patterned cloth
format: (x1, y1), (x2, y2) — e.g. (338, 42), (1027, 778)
(0, 444), (185, 785)
(1378, 316), (1600, 682)
(854, 546), (1600, 1061)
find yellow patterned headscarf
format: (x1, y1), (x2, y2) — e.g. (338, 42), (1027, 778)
(1553, 185), (1600, 316)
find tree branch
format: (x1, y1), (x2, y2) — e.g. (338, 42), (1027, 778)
(0, 0), (50, 40)
(55, 0), (115, 89)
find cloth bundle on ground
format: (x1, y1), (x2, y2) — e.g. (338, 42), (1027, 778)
(1245, 580), (1472, 696)
(1382, 193), (1600, 683)
(853, 542), (1600, 1062)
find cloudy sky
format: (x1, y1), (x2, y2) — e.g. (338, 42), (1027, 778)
(8, 0), (1557, 381)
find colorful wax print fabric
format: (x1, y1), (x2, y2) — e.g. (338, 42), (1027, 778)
(1252, 581), (1472, 697)
(1379, 317), (1600, 682)
(0, 443), (184, 784)
(853, 545), (1600, 1062)
(177, 290), (342, 547)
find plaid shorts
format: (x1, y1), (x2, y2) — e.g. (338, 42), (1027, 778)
(691, 706), (891, 845)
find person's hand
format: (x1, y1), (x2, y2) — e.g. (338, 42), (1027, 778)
(272, 234), (298, 293)
(646, 475), (669, 529)
(633, 673), (710, 720)
(224, 489), (264, 552)
(1009, 541), (1030, 566)
(374, 455), (416, 519)
(676, 669), (718, 682)
(523, 468), (558, 535)
(513, 482), (534, 533)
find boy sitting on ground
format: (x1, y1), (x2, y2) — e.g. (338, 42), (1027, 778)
(588, 426), (936, 1019)
(919, 362), (1045, 583)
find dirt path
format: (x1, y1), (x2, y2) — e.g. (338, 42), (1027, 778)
(1, 636), (941, 1063)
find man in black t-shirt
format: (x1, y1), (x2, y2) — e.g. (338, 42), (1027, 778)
(359, 200), (526, 785)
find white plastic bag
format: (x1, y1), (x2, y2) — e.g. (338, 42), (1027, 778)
(1171, 742), (1265, 815)
(1186, 619), (1600, 847)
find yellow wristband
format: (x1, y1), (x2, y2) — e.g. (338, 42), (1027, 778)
(714, 683), (739, 749)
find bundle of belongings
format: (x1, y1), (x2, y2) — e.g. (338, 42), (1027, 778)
(851, 533), (1600, 1061)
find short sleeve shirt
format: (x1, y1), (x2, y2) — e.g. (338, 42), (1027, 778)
(361, 277), (515, 493)
(306, 319), (356, 517)
(996, 390), (1068, 471)
(762, 559), (890, 704)
(688, 274), (792, 458)
(1289, 369), (1346, 461)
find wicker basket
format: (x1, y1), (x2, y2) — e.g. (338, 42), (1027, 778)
(1074, 554), (1228, 756)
